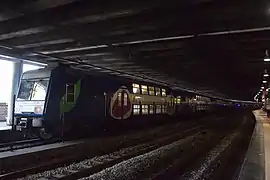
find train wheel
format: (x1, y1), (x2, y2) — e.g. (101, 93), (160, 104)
(38, 128), (53, 140)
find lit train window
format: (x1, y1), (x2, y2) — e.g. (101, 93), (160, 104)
(172, 97), (175, 105)
(149, 105), (154, 114)
(123, 93), (128, 106)
(155, 87), (161, 96)
(141, 85), (148, 95)
(156, 105), (161, 113)
(118, 93), (121, 106)
(66, 84), (75, 103)
(161, 105), (165, 113)
(149, 87), (155, 95)
(163, 105), (166, 113)
(132, 84), (140, 94)
(162, 89), (166, 96)
(133, 104), (140, 115)
(176, 96), (181, 104)
(142, 105), (149, 114)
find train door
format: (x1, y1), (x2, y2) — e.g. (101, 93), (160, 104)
(110, 87), (132, 120)
(167, 95), (176, 115)
(118, 92), (128, 119)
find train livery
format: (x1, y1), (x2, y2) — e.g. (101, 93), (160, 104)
(13, 65), (217, 139)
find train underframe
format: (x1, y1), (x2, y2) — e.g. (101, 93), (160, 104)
(14, 104), (214, 140)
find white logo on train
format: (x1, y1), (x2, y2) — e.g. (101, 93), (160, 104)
(110, 86), (132, 120)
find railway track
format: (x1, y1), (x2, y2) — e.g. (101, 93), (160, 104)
(23, 126), (226, 180)
(0, 112), (251, 180)
(1, 124), (206, 180)
(150, 112), (255, 180)
(0, 114), (225, 176)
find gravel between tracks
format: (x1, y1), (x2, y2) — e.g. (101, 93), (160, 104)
(1, 113), (235, 180)
(181, 132), (238, 180)
(19, 143), (155, 180)
(181, 115), (249, 180)
(80, 132), (203, 180)
(19, 126), (204, 180)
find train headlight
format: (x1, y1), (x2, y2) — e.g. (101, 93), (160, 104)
(34, 106), (43, 114)
(32, 118), (43, 127)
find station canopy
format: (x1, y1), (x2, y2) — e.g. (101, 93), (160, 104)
(0, 1), (267, 101)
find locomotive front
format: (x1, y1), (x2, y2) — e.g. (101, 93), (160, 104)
(13, 68), (51, 138)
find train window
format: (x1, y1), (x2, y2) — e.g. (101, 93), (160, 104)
(141, 85), (148, 95)
(118, 93), (121, 106)
(155, 87), (161, 96)
(149, 86), (155, 95)
(162, 105), (166, 113)
(162, 89), (166, 96)
(132, 84), (140, 94)
(133, 104), (140, 115)
(66, 84), (75, 103)
(149, 105), (154, 114)
(156, 105), (161, 114)
(123, 93), (128, 106)
(171, 98), (174, 105)
(67, 94), (75, 102)
(174, 96), (180, 104)
(67, 85), (74, 94)
(142, 105), (149, 114)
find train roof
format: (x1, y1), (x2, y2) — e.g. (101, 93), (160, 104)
(22, 67), (51, 79)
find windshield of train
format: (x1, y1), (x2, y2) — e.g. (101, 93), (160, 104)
(17, 78), (49, 101)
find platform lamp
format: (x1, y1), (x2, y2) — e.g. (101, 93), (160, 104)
(263, 69), (269, 92)
(263, 51), (270, 86)
(264, 50), (270, 62)
(263, 69), (269, 77)
(256, 90), (262, 102)
(263, 65), (270, 108)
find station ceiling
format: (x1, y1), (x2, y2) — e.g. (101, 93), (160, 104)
(0, 0), (268, 100)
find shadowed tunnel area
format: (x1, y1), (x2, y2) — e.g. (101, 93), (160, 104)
(0, 0), (268, 100)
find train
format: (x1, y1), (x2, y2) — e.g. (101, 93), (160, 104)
(12, 64), (255, 139)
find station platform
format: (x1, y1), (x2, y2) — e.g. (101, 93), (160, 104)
(0, 121), (10, 131)
(238, 110), (266, 180)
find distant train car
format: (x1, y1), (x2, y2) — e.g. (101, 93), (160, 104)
(13, 65), (223, 139)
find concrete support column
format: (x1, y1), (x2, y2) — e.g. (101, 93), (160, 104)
(7, 61), (23, 125)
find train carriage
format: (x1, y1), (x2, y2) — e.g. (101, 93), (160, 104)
(14, 65), (181, 138)
(13, 64), (233, 139)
